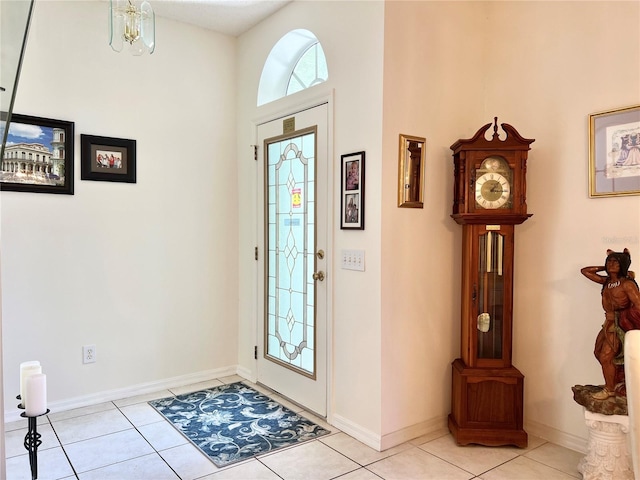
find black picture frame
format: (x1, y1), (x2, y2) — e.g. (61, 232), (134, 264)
(340, 151), (365, 230)
(81, 134), (136, 183)
(0, 113), (74, 195)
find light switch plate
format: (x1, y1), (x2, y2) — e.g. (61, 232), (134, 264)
(341, 249), (365, 271)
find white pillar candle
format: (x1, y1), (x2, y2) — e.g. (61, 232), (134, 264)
(19, 361), (41, 408)
(24, 373), (47, 417)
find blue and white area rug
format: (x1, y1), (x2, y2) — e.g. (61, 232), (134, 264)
(149, 382), (330, 467)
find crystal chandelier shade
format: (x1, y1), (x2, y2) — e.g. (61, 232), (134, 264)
(110, 0), (155, 55)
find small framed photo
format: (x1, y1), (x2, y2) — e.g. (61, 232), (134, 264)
(398, 134), (426, 208)
(340, 151), (365, 230)
(589, 104), (640, 197)
(81, 134), (136, 183)
(0, 113), (74, 195)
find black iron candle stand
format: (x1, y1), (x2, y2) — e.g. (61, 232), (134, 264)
(17, 395), (49, 480)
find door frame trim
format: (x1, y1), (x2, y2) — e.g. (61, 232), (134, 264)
(251, 89), (334, 421)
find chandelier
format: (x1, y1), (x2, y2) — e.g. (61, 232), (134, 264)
(109, 0), (155, 55)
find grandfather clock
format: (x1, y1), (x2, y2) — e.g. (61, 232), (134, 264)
(448, 118), (534, 448)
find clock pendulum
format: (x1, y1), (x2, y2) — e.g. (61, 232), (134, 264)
(448, 118), (534, 448)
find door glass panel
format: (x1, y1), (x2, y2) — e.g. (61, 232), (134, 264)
(265, 129), (316, 378)
(477, 231), (504, 359)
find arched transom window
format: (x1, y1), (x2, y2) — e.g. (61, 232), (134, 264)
(258, 29), (328, 106)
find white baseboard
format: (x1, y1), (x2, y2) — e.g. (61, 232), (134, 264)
(380, 415), (448, 451)
(331, 413), (382, 450)
(331, 413), (587, 454)
(5, 365), (238, 424)
(236, 365), (256, 383)
(330, 413), (448, 452)
(525, 418), (588, 454)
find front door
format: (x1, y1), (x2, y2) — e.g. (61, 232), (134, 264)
(256, 103), (328, 416)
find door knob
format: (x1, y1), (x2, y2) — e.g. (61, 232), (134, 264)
(312, 271), (325, 281)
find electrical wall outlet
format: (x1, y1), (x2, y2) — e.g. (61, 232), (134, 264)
(83, 344), (96, 364)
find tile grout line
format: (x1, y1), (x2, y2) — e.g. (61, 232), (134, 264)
(46, 409), (81, 479)
(113, 398), (185, 479)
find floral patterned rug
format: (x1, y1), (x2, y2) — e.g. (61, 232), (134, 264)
(148, 382), (330, 467)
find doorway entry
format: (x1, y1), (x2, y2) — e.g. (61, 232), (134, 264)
(256, 103), (329, 416)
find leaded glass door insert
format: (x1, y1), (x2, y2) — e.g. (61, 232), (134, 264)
(265, 127), (317, 378)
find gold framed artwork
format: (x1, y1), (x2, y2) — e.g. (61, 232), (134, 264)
(589, 104), (640, 197)
(398, 134), (426, 208)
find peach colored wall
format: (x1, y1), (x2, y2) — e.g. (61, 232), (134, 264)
(381, 0), (487, 444)
(487, 1), (640, 446)
(381, 0), (639, 449)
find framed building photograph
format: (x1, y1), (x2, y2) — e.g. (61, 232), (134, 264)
(81, 134), (136, 183)
(398, 134), (426, 208)
(0, 113), (74, 195)
(589, 104), (640, 197)
(340, 151), (365, 230)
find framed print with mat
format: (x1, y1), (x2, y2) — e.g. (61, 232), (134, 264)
(589, 105), (640, 197)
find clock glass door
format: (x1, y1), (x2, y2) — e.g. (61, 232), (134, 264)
(477, 229), (505, 360)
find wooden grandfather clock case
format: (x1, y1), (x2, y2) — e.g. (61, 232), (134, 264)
(448, 118), (534, 448)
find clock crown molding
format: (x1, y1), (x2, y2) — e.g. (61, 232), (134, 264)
(450, 118), (535, 220)
(450, 117), (535, 153)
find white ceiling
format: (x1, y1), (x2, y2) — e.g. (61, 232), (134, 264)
(149, 0), (292, 37)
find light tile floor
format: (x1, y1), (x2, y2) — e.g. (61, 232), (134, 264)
(5, 375), (584, 480)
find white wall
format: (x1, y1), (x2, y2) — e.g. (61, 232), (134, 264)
(2, 1), (239, 416)
(237, 0), (386, 441)
(381, 0), (640, 450)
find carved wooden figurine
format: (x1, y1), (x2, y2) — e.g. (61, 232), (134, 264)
(579, 249), (640, 407)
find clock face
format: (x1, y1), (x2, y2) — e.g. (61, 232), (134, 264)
(475, 172), (511, 209)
